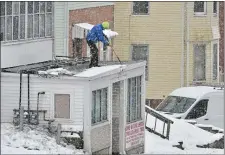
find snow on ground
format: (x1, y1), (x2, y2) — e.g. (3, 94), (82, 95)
(145, 106), (224, 154)
(1, 123), (84, 154)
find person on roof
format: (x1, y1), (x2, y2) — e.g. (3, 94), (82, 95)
(86, 21), (110, 68)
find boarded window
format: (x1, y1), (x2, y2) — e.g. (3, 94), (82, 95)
(92, 88), (108, 125)
(193, 44), (206, 81)
(133, 2), (149, 15)
(127, 76), (142, 123)
(54, 94), (70, 119)
(131, 44), (149, 80)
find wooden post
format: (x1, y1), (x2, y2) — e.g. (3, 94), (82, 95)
(56, 123), (61, 144)
(19, 106), (24, 131)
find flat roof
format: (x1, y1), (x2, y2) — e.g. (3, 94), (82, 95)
(1, 59), (145, 78)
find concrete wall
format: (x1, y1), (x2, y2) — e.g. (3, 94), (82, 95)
(1, 39), (52, 68)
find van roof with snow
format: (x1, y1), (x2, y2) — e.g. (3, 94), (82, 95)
(169, 86), (224, 99)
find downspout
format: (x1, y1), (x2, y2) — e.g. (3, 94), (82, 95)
(186, 2), (190, 86)
(19, 71), (22, 111)
(52, 2), (55, 60)
(64, 2), (69, 56)
(27, 73), (30, 124)
(181, 2), (185, 87)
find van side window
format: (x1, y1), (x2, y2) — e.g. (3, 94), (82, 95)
(185, 99), (208, 119)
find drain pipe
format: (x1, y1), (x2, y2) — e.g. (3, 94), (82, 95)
(37, 91), (45, 125)
(19, 71), (23, 111)
(27, 73), (30, 124)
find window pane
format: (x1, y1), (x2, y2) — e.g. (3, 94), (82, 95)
(40, 2), (45, 13)
(40, 14), (45, 37)
(96, 90), (101, 122)
(131, 78), (137, 121)
(194, 44), (206, 81)
(127, 79), (131, 122)
(13, 16), (19, 40)
(194, 1), (204, 12)
(46, 13), (52, 36)
(6, 16), (12, 40)
(213, 44), (218, 80)
(6, 2), (12, 15)
(101, 88), (107, 121)
(28, 2), (33, 14)
(0, 2), (5, 16)
(27, 15), (33, 38)
(46, 2), (52, 12)
(34, 2), (39, 13)
(133, 2), (149, 14)
(20, 2), (25, 14)
(34, 14), (39, 37)
(92, 91), (96, 124)
(20, 15), (25, 39)
(186, 100), (208, 119)
(213, 1), (217, 13)
(0, 17), (5, 41)
(137, 76), (142, 119)
(13, 2), (19, 15)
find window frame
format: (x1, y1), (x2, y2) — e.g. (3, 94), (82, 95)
(194, 1), (207, 16)
(193, 43), (206, 82)
(132, 1), (149, 16)
(91, 87), (108, 126)
(131, 44), (149, 81)
(1, 1), (53, 43)
(185, 99), (209, 119)
(127, 76), (142, 123)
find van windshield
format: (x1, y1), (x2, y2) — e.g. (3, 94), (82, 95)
(156, 96), (196, 113)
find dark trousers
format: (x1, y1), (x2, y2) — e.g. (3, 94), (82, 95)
(86, 40), (98, 68)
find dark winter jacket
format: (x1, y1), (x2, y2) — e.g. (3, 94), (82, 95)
(86, 24), (108, 46)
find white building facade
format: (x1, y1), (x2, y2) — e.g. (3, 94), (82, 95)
(1, 1), (53, 68)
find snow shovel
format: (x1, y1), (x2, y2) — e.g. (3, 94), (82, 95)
(110, 46), (122, 64)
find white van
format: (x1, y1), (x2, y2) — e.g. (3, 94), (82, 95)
(156, 86), (224, 129)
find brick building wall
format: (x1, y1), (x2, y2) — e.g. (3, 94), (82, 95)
(219, 2), (224, 73)
(69, 5), (114, 57)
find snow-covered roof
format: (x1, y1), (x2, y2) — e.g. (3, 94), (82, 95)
(169, 86), (223, 99)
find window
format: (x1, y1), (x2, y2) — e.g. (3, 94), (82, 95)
(156, 96), (196, 114)
(194, 1), (206, 15)
(54, 94), (70, 119)
(213, 1), (217, 15)
(193, 44), (206, 81)
(185, 99), (208, 119)
(127, 76), (142, 123)
(133, 2), (149, 15)
(213, 43), (218, 80)
(92, 88), (108, 125)
(131, 44), (149, 80)
(1, 1), (53, 42)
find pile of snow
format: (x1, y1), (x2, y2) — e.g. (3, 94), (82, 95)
(74, 65), (125, 77)
(103, 29), (119, 39)
(1, 123), (84, 154)
(145, 106), (224, 154)
(38, 68), (74, 76)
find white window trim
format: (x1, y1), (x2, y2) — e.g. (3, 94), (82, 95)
(131, 2), (150, 16)
(193, 43), (207, 82)
(211, 40), (220, 82)
(213, 1), (219, 17)
(194, 1), (207, 16)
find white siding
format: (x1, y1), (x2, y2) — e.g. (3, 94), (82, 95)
(1, 73), (85, 127)
(1, 39), (53, 68)
(54, 2), (114, 56)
